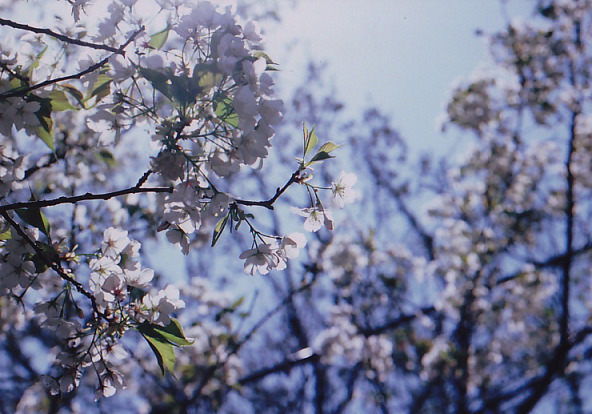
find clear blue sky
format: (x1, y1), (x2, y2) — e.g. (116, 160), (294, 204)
(263, 0), (532, 154)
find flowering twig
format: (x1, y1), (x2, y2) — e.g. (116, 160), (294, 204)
(0, 26), (144, 100)
(0, 17), (123, 54)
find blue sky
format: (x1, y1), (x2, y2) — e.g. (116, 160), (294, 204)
(263, 0), (532, 154)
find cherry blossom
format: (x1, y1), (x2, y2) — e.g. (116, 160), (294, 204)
(331, 171), (358, 208)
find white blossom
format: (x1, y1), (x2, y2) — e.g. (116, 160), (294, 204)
(331, 171), (358, 208)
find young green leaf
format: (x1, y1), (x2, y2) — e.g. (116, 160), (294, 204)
(88, 73), (112, 102)
(150, 318), (194, 346)
(214, 94), (239, 128)
(211, 214), (229, 247)
(317, 142), (341, 154)
(62, 84), (85, 107)
(303, 123), (318, 157)
(140, 67), (173, 101)
(36, 124), (55, 151)
(215, 296), (245, 321)
(149, 26), (170, 50)
(96, 150), (116, 167)
(141, 329), (176, 376)
(137, 321), (188, 376)
(48, 90), (78, 111)
(307, 141), (341, 165)
(171, 74), (201, 106)
(30, 242), (59, 273)
(194, 63), (222, 95)
(31, 95), (55, 150)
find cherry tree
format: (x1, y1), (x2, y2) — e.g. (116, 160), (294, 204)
(0, 0), (354, 411)
(145, 1), (592, 413)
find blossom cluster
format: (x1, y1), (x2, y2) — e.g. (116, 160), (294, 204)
(29, 227), (185, 398)
(0, 0), (359, 405)
(89, 227), (185, 324)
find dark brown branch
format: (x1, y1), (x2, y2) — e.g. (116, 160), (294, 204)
(0, 17), (122, 54)
(360, 306), (436, 337)
(235, 169), (302, 210)
(475, 325), (592, 414)
(0, 186), (172, 213)
(0, 26), (144, 100)
(135, 169), (153, 188)
(238, 352), (320, 385)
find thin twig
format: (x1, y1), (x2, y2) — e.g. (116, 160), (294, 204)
(0, 26), (144, 100)
(135, 170), (153, 188)
(235, 169), (302, 210)
(0, 186), (172, 213)
(0, 17), (121, 54)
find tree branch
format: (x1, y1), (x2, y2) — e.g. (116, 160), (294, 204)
(0, 26), (144, 100)
(0, 186), (172, 213)
(0, 18), (122, 54)
(238, 351), (320, 385)
(495, 241), (592, 286)
(360, 306), (436, 337)
(234, 169), (302, 210)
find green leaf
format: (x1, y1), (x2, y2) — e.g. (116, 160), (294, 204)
(87, 71), (112, 105)
(307, 151), (335, 164)
(0, 228), (12, 241)
(48, 90), (77, 111)
(215, 296), (245, 321)
(140, 328), (176, 376)
(307, 142), (341, 165)
(303, 124), (318, 157)
(151, 318), (194, 346)
(62, 84), (85, 107)
(149, 26), (170, 50)
(137, 319), (192, 376)
(30, 95), (54, 150)
(230, 296), (245, 310)
(317, 141), (341, 154)
(214, 94), (239, 128)
(36, 125), (55, 151)
(211, 214), (229, 247)
(170, 74), (201, 107)
(140, 67), (173, 100)
(15, 206), (51, 237)
(96, 150), (116, 167)
(30, 241), (58, 273)
(252, 51), (278, 65)
(194, 63), (222, 94)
